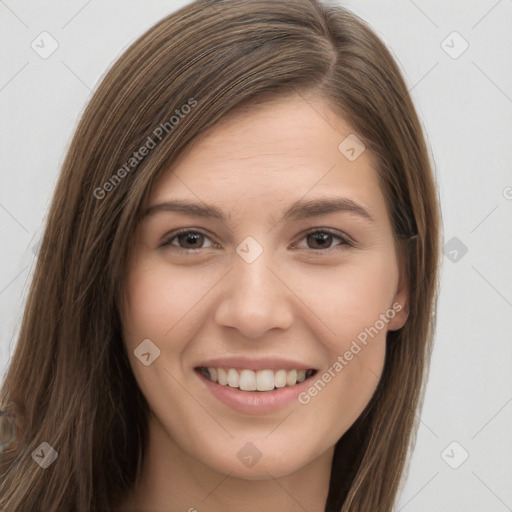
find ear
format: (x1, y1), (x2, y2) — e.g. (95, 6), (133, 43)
(387, 244), (410, 331)
(387, 280), (409, 331)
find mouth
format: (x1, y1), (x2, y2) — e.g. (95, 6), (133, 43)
(195, 367), (318, 392)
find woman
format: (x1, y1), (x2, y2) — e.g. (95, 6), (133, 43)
(0, 0), (441, 510)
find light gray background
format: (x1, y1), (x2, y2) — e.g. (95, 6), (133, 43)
(1, 1), (511, 510)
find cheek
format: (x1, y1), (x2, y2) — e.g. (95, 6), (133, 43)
(300, 250), (399, 343)
(123, 257), (209, 347)
(292, 250), (397, 412)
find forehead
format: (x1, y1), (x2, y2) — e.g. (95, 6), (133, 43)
(149, 95), (387, 222)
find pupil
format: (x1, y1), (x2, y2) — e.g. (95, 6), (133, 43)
(310, 232), (331, 249)
(178, 233), (332, 250)
(181, 233), (202, 248)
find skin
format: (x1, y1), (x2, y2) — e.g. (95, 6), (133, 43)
(117, 93), (408, 512)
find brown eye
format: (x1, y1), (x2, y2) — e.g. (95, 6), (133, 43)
(177, 232), (204, 249)
(298, 229), (353, 252)
(307, 231), (334, 250)
(162, 230), (216, 252)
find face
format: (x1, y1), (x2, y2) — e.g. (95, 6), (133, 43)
(121, 94), (408, 480)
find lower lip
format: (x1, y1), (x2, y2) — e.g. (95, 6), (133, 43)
(196, 370), (316, 415)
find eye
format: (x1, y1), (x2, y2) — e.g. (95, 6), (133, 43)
(162, 228), (354, 254)
(161, 229), (218, 252)
(293, 228), (354, 252)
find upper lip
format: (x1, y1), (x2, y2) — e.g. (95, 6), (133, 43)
(195, 357), (317, 371)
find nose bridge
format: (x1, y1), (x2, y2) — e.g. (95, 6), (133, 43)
(232, 234), (281, 302)
(234, 236), (275, 295)
(214, 234), (293, 337)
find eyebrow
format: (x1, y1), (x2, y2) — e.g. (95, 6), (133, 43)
(144, 196), (374, 224)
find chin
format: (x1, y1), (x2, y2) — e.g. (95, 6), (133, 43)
(198, 443), (319, 481)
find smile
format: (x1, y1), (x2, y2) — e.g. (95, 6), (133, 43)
(196, 367), (317, 391)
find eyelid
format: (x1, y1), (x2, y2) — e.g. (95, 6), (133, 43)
(161, 228), (219, 251)
(292, 227), (355, 250)
(161, 226), (356, 253)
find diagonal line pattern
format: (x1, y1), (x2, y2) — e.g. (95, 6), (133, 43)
(472, 0), (503, 30)
(471, 396), (512, 439)
(410, 62), (439, 92)
(472, 471), (512, 511)
(408, 0), (439, 29)
(0, 62), (29, 92)
(266, 471), (309, 512)
(161, 366), (234, 438)
(470, 205), (499, 233)
(200, 471), (233, 503)
(397, 472), (439, 511)
(61, 60), (92, 91)
(0, 203), (29, 233)
(472, 61), (512, 105)
(61, 0), (93, 29)
(471, 266), (512, 309)
(414, 410), (440, 439)
(0, 0), (29, 28)
(0, 266), (28, 296)
(265, 410), (296, 438)
(164, 267), (233, 337)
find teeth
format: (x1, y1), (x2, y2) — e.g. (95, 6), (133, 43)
(286, 369), (297, 386)
(201, 367), (315, 391)
(239, 369), (257, 391)
(217, 368), (228, 385)
(274, 369), (287, 388)
(227, 368), (239, 388)
(256, 369), (274, 391)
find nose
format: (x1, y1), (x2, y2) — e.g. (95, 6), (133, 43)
(213, 242), (294, 339)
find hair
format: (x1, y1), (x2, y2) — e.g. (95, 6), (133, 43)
(0, 0), (441, 510)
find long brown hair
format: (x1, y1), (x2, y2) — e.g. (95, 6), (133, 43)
(0, 1), (441, 510)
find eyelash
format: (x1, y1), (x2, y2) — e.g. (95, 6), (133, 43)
(161, 228), (355, 254)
